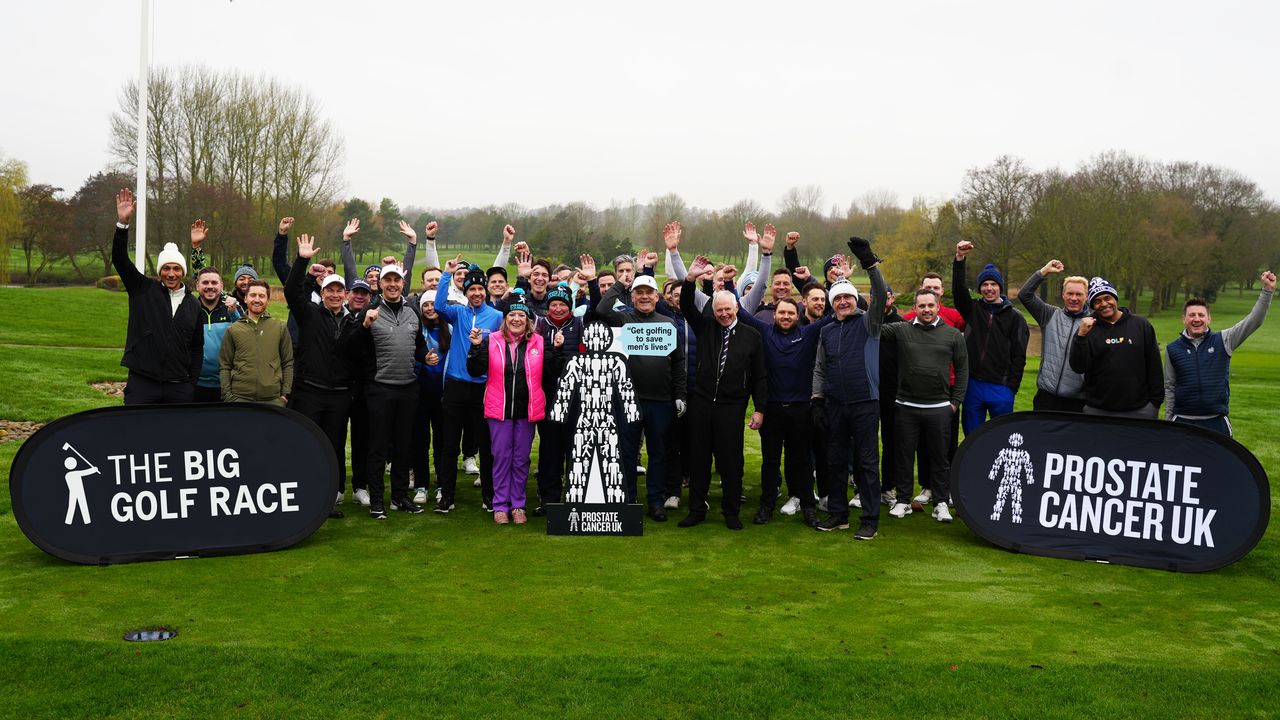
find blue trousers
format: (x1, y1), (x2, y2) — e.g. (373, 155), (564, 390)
(962, 379), (1015, 435)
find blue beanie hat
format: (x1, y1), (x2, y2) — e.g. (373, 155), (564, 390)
(740, 271), (759, 291)
(976, 263), (1005, 293)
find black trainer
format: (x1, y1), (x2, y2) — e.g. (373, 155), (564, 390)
(533, 505), (547, 517)
(392, 497), (423, 514)
(369, 500), (387, 520)
(725, 515), (744, 530)
(752, 506), (773, 525)
(815, 516), (850, 532)
(855, 524), (878, 540)
(433, 498), (454, 514)
(802, 507), (819, 528)
(648, 503), (668, 522)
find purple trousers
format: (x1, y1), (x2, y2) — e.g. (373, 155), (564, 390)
(488, 418), (536, 513)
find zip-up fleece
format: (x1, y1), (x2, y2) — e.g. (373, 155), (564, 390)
(435, 280), (503, 383)
(197, 301), (241, 388)
(112, 226), (204, 383)
(1017, 270), (1087, 399)
(219, 313), (294, 400)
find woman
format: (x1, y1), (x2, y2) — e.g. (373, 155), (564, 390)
(410, 295), (447, 504)
(466, 290), (564, 524)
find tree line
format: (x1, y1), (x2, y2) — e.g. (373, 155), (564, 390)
(1, 66), (1276, 314)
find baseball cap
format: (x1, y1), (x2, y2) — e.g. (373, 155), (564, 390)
(320, 274), (345, 290)
(632, 275), (659, 292)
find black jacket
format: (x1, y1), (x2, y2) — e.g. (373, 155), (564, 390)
(952, 259), (1029, 392)
(285, 254), (362, 390)
(112, 226), (203, 384)
(680, 280), (768, 407)
(596, 283), (688, 403)
(1068, 309), (1163, 412)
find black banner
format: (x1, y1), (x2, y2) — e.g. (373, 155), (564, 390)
(545, 503), (644, 536)
(952, 412), (1270, 572)
(9, 404), (338, 565)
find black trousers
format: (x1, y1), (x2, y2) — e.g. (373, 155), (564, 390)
(535, 418), (572, 505)
(349, 385), (370, 491)
(193, 385), (222, 404)
(123, 372), (194, 405)
(758, 401), (816, 510)
(825, 400), (880, 526)
(914, 402), (958, 497)
(290, 385), (352, 493)
(461, 415), (478, 458)
(365, 381), (418, 504)
(1033, 389), (1085, 413)
(436, 380), (493, 506)
(664, 410), (692, 500)
(410, 381), (443, 495)
(688, 397), (747, 518)
(879, 393), (898, 491)
(894, 404), (953, 503)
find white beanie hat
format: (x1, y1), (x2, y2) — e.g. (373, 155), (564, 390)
(156, 243), (187, 275)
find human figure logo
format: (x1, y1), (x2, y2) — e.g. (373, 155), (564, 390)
(62, 442), (100, 525)
(987, 433), (1035, 523)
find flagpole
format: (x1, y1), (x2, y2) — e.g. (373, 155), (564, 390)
(134, 0), (150, 272)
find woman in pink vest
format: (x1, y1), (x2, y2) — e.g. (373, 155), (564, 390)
(466, 290), (564, 524)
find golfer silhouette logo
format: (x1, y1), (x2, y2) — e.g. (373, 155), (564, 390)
(62, 442), (100, 525)
(988, 433), (1036, 523)
(549, 323), (640, 504)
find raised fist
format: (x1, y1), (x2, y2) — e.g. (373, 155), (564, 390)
(785, 231), (800, 248)
(363, 308), (380, 328)
(503, 225), (516, 244)
(278, 217), (295, 235)
(425, 220), (438, 239)
(1041, 259), (1064, 276)
(1077, 316), (1095, 336)
(956, 240), (975, 260)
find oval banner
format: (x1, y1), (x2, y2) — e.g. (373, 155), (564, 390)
(9, 403), (338, 565)
(951, 412), (1269, 572)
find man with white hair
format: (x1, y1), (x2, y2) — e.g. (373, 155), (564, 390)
(111, 188), (204, 404)
(678, 257), (768, 530)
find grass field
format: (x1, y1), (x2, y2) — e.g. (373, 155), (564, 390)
(0, 286), (1277, 718)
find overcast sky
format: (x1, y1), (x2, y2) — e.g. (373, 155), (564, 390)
(4, 0), (1277, 213)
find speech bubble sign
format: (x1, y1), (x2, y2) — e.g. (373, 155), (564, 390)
(619, 323), (676, 356)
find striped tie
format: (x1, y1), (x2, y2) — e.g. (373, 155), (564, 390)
(718, 326), (731, 378)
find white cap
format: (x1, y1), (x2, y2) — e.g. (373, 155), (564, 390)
(156, 242), (186, 275)
(631, 275), (658, 291)
(320, 274), (345, 289)
(380, 264), (404, 279)
(828, 279), (858, 302)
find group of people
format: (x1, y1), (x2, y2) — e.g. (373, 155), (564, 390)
(110, 188), (1274, 537)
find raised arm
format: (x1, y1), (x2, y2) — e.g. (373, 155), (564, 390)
(742, 222), (760, 276)
(111, 189), (148, 293)
(272, 216), (294, 284)
(420, 220), (441, 269)
(493, 224), (515, 268)
(663, 221), (687, 281)
(1018, 261), (1063, 326)
(340, 218), (359, 283)
(952, 240), (975, 321)
(1222, 271), (1276, 353)
(398, 220), (418, 283)
(189, 218), (210, 274)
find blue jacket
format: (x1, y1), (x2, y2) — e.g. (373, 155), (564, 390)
(1166, 331), (1229, 416)
(435, 281), (503, 384)
(811, 266), (888, 404)
(197, 302), (241, 388)
(736, 309), (834, 403)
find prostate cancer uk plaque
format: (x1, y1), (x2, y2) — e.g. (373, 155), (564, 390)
(951, 412), (1270, 572)
(9, 403), (338, 565)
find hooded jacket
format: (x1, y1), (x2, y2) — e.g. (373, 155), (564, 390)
(952, 258), (1028, 392)
(1068, 308), (1162, 412)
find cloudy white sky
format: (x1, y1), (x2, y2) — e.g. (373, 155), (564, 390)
(3, 0), (1276, 212)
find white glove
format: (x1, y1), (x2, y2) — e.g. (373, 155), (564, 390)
(675, 399), (687, 418)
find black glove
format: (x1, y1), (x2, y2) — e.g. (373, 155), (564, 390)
(810, 398), (828, 435)
(847, 236), (881, 270)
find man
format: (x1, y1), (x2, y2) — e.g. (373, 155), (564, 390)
(880, 288), (968, 523)
(287, 234), (362, 517)
(901, 270), (965, 507)
(1018, 260), (1090, 411)
(345, 278), (375, 507)
(434, 265), (504, 514)
(678, 257), (767, 530)
(111, 189), (203, 404)
(219, 280), (293, 405)
(809, 238), (887, 538)
(751, 267), (796, 323)
(192, 266), (242, 403)
(597, 273), (688, 521)
(515, 254), (554, 316)
(421, 266), (443, 296)
(952, 241), (1028, 433)
(799, 283), (828, 326)
(1163, 271), (1275, 435)
(352, 263), (431, 519)
(487, 266), (511, 308)
(1069, 277), (1162, 418)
